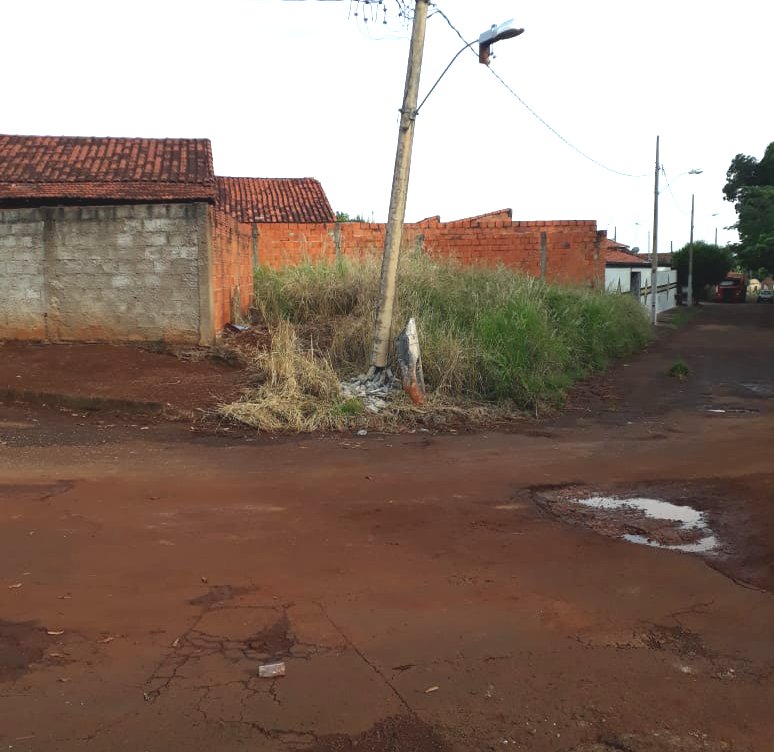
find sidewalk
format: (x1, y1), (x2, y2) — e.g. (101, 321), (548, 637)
(0, 341), (245, 417)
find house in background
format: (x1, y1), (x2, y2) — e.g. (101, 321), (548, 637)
(0, 135), (333, 344)
(604, 239), (677, 313)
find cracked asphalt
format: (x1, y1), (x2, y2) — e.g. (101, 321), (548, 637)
(1, 303), (773, 751)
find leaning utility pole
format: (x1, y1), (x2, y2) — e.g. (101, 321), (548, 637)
(650, 135), (660, 326)
(369, 0), (430, 378)
(687, 193), (695, 307)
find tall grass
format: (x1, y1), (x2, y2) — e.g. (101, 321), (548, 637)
(251, 252), (650, 402)
(222, 252), (650, 430)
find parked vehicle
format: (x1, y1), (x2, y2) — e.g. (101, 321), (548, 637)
(716, 273), (747, 303)
(757, 288), (773, 304)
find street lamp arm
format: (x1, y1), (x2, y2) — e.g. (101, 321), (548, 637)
(415, 40), (473, 114)
(415, 20), (525, 114)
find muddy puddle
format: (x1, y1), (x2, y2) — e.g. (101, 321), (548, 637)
(534, 490), (719, 555)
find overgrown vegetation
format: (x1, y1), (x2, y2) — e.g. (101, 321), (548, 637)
(221, 252), (652, 431)
(668, 360), (690, 379)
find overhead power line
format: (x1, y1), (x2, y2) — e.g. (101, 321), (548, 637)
(281, 2), (650, 179)
(661, 167), (690, 215)
(432, 6), (648, 179)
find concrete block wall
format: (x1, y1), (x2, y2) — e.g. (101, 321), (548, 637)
(0, 202), (214, 344)
(0, 209), (47, 338)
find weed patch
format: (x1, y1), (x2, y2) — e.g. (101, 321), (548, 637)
(668, 360), (690, 379)
(222, 253), (651, 431)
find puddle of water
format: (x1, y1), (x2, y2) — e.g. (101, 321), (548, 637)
(741, 382), (773, 397)
(623, 533), (719, 553)
(703, 406), (759, 414)
(578, 496), (703, 526)
(574, 496), (719, 554)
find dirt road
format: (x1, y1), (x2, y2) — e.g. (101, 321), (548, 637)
(1, 303), (773, 752)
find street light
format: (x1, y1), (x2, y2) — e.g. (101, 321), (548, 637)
(479, 20), (525, 65)
(415, 20), (524, 113)
(368, 6), (524, 385)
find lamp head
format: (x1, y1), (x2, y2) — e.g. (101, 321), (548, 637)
(479, 20), (524, 65)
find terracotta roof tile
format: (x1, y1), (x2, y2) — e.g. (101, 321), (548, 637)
(606, 248), (651, 266)
(0, 135), (215, 202)
(216, 176), (334, 224)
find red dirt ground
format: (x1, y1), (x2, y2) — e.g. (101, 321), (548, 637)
(0, 340), (246, 416)
(0, 303), (773, 752)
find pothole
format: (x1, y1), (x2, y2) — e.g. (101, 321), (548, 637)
(534, 489), (719, 554)
(0, 620), (49, 682)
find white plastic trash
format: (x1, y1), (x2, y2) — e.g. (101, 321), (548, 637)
(258, 662), (286, 678)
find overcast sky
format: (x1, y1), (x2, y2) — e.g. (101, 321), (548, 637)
(3, 0), (771, 251)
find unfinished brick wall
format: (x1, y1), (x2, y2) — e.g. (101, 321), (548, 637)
(210, 208), (255, 331)
(252, 210), (604, 288)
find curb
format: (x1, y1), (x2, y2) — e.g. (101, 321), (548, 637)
(0, 388), (165, 416)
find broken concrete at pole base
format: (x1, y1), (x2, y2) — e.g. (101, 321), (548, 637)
(396, 317), (426, 405)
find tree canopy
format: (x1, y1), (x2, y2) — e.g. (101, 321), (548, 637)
(672, 241), (733, 301)
(335, 211), (366, 222)
(724, 142), (774, 273)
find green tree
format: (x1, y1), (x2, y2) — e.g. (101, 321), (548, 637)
(672, 242), (733, 301)
(335, 211), (366, 223)
(724, 142), (774, 273)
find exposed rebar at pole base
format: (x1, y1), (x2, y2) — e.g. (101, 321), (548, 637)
(369, 0), (430, 371)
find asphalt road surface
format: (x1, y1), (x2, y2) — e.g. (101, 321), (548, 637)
(1, 303), (772, 752)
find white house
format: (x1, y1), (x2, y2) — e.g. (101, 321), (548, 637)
(604, 243), (677, 314)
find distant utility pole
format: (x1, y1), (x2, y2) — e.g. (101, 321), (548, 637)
(687, 193), (695, 307)
(651, 135), (660, 325)
(369, 0), (430, 377)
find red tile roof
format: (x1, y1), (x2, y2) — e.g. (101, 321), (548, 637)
(606, 248), (651, 266)
(0, 135), (215, 203)
(216, 176), (334, 223)
(601, 238), (650, 266)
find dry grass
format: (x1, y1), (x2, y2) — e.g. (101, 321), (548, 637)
(220, 252), (652, 432)
(219, 321), (354, 432)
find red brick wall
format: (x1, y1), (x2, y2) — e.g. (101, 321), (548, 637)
(254, 212), (604, 288)
(209, 208), (605, 331)
(210, 207), (255, 331)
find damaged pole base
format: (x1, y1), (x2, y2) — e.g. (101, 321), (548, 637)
(364, 365), (395, 389)
(396, 317), (426, 406)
